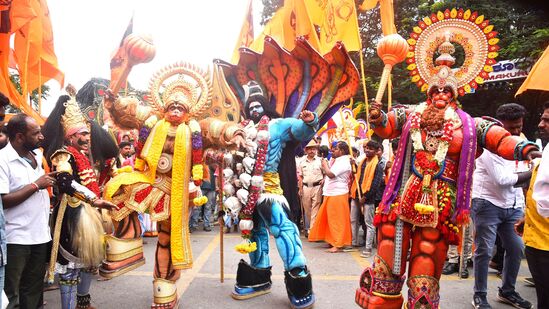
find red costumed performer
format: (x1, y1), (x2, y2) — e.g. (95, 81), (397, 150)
(355, 9), (541, 309)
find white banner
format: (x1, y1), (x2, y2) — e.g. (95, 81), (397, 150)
(485, 59), (530, 82)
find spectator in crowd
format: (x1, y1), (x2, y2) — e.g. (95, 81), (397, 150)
(490, 106), (533, 279)
(533, 101), (549, 216)
(0, 92), (9, 309)
(352, 146), (359, 159)
(0, 93), (7, 150)
(515, 101), (549, 309)
(318, 145), (330, 159)
(0, 124), (7, 150)
(355, 140), (385, 258)
(0, 114), (55, 309)
(471, 103), (534, 309)
(349, 141), (373, 248)
(196, 155), (218, 232)
(118, 141), (134, 167)
(298, 140), (324, 237)
(308, 141), (352, 253)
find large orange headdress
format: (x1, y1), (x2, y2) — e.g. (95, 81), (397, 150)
(406, 8), (500, 97)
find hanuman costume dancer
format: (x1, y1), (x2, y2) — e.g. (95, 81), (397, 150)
(226, 82), (318, 308)
(42, 93), (119, 309)
(101, 63), (246, 309)
(355, 9), (541, 309)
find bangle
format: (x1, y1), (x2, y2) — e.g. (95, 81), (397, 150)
(30, 182), (39, 192)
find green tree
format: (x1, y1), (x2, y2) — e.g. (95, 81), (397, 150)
(7, 73), (51, 113)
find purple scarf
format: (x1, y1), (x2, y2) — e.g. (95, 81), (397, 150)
(379, 109), (477, 223)
(453, 109), (477, 222)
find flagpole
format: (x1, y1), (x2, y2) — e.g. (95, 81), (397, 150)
(38, 61), (42, 115)
(23, 37), (30, 108)
(354, 6), (370, 132)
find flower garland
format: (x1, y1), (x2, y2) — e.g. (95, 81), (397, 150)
(235, 115), (270, 253)
(410, 102), (457, 165)
(188, 120), (206, 206)
(66, 146), (100, 196)
(410, 102), (457, 215)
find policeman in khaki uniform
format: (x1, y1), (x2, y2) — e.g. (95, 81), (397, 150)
(298, 140), (324, 236)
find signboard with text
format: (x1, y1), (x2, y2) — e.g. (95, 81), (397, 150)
(485, 59), (530, 83)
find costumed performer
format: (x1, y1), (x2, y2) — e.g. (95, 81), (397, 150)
(101, 62), (246, 309)
(355, 12), (541, 309)
(42, 93), (120, 309)
(226, 81), (318, 309)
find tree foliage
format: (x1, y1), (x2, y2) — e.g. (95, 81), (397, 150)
(7, 73), (50, 113)
(260, 0), (549, 138)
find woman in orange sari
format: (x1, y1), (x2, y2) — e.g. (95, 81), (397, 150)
(308, 141), (353, 252)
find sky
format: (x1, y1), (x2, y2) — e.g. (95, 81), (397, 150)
(44, 0), (263, 115)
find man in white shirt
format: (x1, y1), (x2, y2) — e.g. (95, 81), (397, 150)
(533, 101), (549, 218)
(471, 104), (534, 309)
(0, 114), (55, 309)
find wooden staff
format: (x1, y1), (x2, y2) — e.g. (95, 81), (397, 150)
(458, 222), (469, 280)
(217, 156), (225, 283)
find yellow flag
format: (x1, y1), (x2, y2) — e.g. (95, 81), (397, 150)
(318, 0), (361, 54)
(231, 0), (254, 64)
(250, 0), (320, 53)
(304, 0), (327, 25)
(292, 0), (321, 52)
(249, 7), (285, 53)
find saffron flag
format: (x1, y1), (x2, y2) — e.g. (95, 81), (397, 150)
(318, 0), (361, 54)
(231, 0), (254, 64)
(13, 0), (63, 95)
(25, 0), (64, 93)
(0, 0), (33, 116)
(0, 33), (28, 114)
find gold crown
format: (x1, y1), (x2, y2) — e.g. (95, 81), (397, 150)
(148, 62), (212, 117)
(427, 32), (458, 97)
(61, 96), (89, 137)
(428, 66), (458, 98)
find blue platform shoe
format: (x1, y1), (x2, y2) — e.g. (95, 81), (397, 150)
(231, 259), (272, 300)
(284, 267), (315, 309)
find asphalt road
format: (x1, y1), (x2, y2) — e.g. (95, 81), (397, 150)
(43, 225), (537, 308)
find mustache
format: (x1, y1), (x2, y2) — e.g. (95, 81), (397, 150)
(77, 139), (89, 146)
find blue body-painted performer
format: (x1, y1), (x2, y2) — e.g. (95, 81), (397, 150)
(230, 82), (318, 309)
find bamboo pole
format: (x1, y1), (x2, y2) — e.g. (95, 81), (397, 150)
(217, 159), (225, 283)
